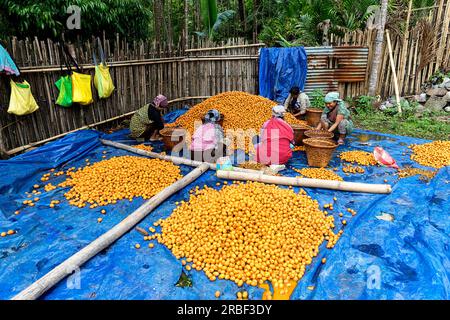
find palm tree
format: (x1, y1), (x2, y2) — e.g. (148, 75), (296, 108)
(368, 0), (389, 96)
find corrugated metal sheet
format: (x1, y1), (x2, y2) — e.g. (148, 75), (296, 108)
(303, 46), (368, 94)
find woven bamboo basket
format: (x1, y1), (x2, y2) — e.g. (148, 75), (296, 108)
(303, 138), (338, 167)
(304, 129), (334, 141)
(291, 124), (312, 145)
(160, 127), (186, 151)
(305, 108), (323, 127)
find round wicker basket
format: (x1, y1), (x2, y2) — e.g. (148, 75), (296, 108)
(304, 129), (334, 140)
(291, 124), (312, 145)
(303, 138), (338, 167)
(305, 108), (323, 127)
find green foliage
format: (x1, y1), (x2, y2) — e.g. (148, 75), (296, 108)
(0, 0), (440, 47)
(200, 0), (218, 32)
(309, 89), (325, 109)
(0, 0), (152, 41)
(354, 95), (376, 112)
(428, 69), (450, 85)
(196, 0), (235, 40)
(259, 16), (318, 47)
(258, 0), (378, 46)
(352, 99), (450, 140)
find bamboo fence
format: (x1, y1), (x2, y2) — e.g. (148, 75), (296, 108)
(0, 36), (369, 154)
(331, 0), (450, 97)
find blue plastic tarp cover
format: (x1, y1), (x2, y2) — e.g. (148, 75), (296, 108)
(259, 47), (308, 104)
(163, 107), (189, 124)
(0, 128), (449, 300)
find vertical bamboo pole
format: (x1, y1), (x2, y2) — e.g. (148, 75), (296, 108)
(398, 0), (413, 95)
(386, 30), (402, 114)
(436, 0), (450, 67)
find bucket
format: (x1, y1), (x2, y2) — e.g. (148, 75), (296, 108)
(160, 127), (186, 151)
(304, 129), (334, 141)
(305, 108), (323, 127)
(291, 124), (312, 145)
(303, 138), (338, 167)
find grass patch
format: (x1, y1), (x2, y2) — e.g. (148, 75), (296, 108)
(353, 111), (450, 140)
(349, 96), (450, 140)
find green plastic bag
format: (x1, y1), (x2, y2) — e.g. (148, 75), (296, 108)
(55, 75), (73, 107)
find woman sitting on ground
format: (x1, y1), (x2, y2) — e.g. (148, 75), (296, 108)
(284, 86), (311, 119)
(190, 109), (227, 163)
(316, 92), (354, 145)
(129, 94), (168, 141)
(255, 105), (294, 165)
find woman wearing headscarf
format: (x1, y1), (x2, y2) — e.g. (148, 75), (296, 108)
(190, 109), (226, 163)
(129, 94), (168, 141)
(255, 105), (294, 165)
(316, 92), (354, 145)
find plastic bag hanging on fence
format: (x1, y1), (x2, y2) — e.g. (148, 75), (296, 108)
(55, 75), (73, 107)
(7, 80), (39, 116)
(71, 71), (93, 105)
(54, 43), (73, 107)
(61, 44), (93, 105)
(93, 39), (114, 99)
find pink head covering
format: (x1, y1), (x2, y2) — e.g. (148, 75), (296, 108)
(153, 94), (168, 108)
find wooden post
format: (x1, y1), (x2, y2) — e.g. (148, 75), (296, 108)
(386, 30), (402, 114)
(216, 170), (392, 194)
(12, 163), (210, 300)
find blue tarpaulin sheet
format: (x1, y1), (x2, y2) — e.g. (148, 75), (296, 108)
(259, 47), (308, 104)
(0, 126), (449, 300)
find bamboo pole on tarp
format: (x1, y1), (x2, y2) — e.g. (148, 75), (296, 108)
(12, 163), (210, 300)
(100, 139), (259, 174)
(216, 170), (392, 194)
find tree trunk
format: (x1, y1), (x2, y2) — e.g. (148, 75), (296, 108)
(367, 0), (389, 96)
(182, 0), (189, 51)
(153, 0), (162, 54)
(166, 0), (174, 52)
(253, 0), (260, 42)
(238, 0), (247, 33)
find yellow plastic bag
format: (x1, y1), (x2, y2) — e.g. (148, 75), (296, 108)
(7, 80), (39, 116)
(71, 71), (93, 105)
(94, 64), (114, 98)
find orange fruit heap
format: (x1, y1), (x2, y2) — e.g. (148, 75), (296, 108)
(167, 91), (307, 152)
(409, 140), (450, 169)
(157, 182), (342, 290)
(339, 151), (377, 166)
(59, 156), (182, 207)
(294, 168), (343, 181)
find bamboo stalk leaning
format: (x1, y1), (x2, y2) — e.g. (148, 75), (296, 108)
(100, 139), (260, 174)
